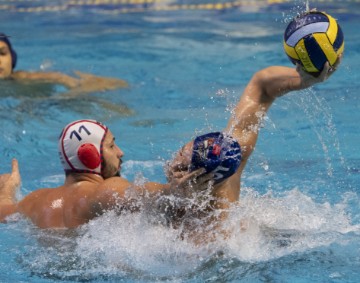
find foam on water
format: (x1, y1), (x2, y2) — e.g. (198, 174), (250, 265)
(224, 188), (360, 262)
(76, 212), (208, 278)
(75, 187), (359, 270)
(14, 177), (358, 281)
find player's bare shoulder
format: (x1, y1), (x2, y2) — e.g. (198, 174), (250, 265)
(98, 176), (132, 194)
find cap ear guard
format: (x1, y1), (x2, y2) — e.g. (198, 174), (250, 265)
(77, 143), (101, 169)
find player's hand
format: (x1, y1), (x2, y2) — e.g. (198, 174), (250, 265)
(298, 54), (342, 87)
(0, 159), (21, 204)
(64, 71), (129, 97)
(169, 168), (214, 196)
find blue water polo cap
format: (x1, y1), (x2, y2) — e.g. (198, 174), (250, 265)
(190, 132), (242, 184)
(0, 33), (17, 69)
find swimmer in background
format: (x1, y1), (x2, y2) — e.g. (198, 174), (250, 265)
(0, 33), (128, 96)
(0, 58), (341, 234)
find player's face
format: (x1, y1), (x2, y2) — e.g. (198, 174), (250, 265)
(165, 141), (193, 182)
(0, 41), (13, 79)
(102, 131), (124, 179)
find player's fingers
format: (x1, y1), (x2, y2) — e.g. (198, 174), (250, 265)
(196, 172), (214, 184)
(333, 53), (343, 70)
(182, 168), (206, 182)
(11, 159), (19, 176)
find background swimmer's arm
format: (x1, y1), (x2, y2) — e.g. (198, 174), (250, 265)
(12, 70), (80, 88)
(12, 70), (128, 94)
(68, 71), (129, 95)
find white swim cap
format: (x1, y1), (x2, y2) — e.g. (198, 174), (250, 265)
(58, 119), (108, 175)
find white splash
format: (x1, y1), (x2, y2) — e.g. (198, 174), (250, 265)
(72, 188), (360, 274)
(75, 211), (210, 277)
(223, 188), (358, 262)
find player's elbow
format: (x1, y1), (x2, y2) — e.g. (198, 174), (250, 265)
(251, 67), (276, 100)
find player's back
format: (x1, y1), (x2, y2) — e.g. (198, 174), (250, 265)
(17, 182), (100, 228)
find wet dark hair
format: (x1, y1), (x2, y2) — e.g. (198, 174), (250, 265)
(0, 33), (17, 69)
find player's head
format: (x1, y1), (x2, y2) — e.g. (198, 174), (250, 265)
(166, 132), (241, 184)
(0, 34), (17, 78)
(58, 119), (123, 179)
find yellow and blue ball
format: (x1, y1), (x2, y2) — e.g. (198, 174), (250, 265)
(284, 11), (344, 75)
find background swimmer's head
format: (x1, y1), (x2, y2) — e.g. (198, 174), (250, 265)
(0, 33), (17, 75)
(58, 119), (109, 177)
(166, 132), (242, 184)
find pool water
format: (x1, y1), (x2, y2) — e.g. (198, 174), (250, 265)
(0, 0), (359, 282)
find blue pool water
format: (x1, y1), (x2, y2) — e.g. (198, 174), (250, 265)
(0, 0), (359, 282)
